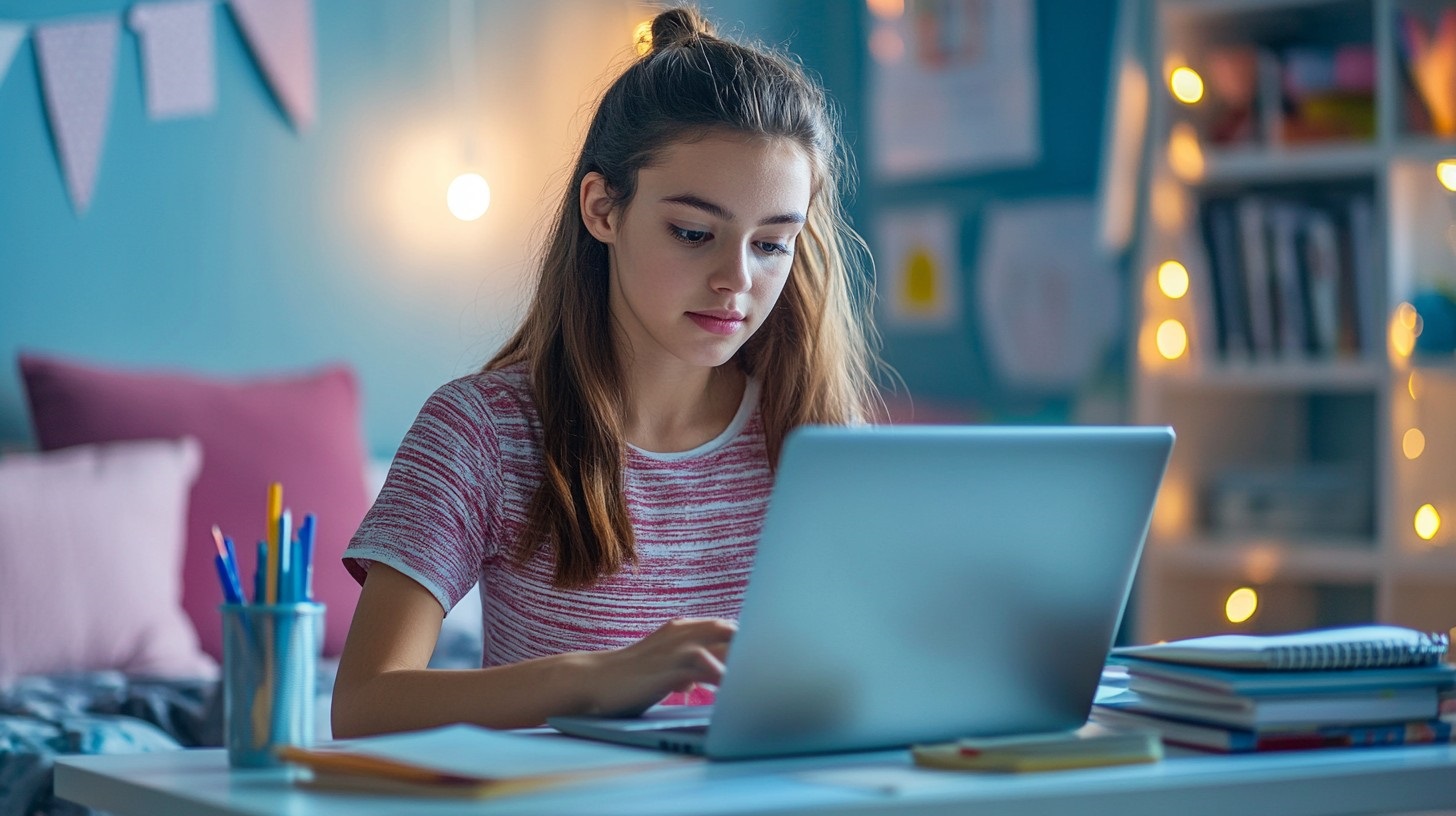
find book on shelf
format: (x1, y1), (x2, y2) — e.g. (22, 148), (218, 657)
(910, 722), (1162, 773)
(277, 723), (688, 799)
(1091, 700), (1453, 754)
(1193, 192), (1377, 365)
(1112, 625), (1450, 671)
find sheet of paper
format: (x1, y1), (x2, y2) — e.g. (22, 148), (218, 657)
(869, 0), (1040, 179)
(324, 724), (691, 780)
(877, 206), (962, 329)
(129, 1), (217, 120)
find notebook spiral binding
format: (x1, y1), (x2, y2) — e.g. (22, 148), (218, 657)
(1267, 632), (1450, 671)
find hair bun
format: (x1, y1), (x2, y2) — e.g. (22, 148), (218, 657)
(649, 6), (715, 51)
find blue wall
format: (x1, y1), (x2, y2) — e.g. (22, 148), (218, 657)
(1, 0), (1120, 457)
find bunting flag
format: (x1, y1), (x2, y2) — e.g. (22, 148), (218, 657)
(0, 22), (24, 88)
(129, 1), (217, 120)
(34, 17), (120, 215)
(228, 0), (315, 131)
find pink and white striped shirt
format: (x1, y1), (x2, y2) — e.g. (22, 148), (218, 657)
(343, 362), (772, 673)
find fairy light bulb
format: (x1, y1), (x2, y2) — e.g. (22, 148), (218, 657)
(1156, 319), (1188, 359)
(1158, 260), (1189, 299)
(1415, 504), (1441, 541)
(447, 172), (491, 221)
(1404, 428), (1426, 460)
(1225, 587), (1257, 623)
(1169, 66), (1204, 104)
(633, 19), (653, 55)
(1438, 159), (1456, 192)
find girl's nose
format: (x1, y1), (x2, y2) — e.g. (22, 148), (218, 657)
(711, 244), (753, 294)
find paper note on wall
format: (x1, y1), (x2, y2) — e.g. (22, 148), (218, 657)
(878, 207), (961, 329)
(976, 198), (1122, 391)
(130, 1), (217, 120)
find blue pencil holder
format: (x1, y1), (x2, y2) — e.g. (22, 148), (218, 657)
(220, 602), (325, 768)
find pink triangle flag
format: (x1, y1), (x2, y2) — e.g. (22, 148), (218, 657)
(34, 16), (119, 215)
(228, 0), (316, 132)
(129, 1), (217, 120)
(0, 22), (24, 88)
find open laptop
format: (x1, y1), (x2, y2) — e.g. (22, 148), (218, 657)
(549, 424), (1174, 760)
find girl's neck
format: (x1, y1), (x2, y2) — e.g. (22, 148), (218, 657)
(621, 362), (746, 454)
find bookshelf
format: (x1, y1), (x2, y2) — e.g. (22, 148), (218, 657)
(1132, 0), (1456, 642)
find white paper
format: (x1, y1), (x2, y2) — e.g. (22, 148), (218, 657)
(975, 198), (1121, 391)
(869, 0), (1040, 179)
(34, 16), (120, 215)
(228, 0), (316, 131)
(323, 724), (690, 779)
(129, 1), (217, 120)
(877, 207), (962, 329)
(0, 21), (25, 88)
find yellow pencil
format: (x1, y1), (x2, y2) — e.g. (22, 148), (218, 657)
(265, 482), (282, 604)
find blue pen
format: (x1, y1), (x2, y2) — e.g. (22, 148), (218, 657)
(277, 509), (293, 603)
(254, 540), (267, 605)
(297, 514), (316, 602)
(211, 526), (245, 605)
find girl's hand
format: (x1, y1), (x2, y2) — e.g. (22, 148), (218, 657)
(589, 617), (736, 717)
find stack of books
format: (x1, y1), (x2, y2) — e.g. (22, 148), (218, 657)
(1092, 625), (1455, 753)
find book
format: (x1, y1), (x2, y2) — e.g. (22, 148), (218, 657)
(910, 723), (1162, 772)
(1091, 701), (1454, 754)
(1112, 625), (1450, 671)
(1113, 684), (1437, 729)
(277, 724), (689, 799)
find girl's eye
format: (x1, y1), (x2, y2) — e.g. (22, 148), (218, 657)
(756, 241), (792, 256)
(669, 225), (710, 245)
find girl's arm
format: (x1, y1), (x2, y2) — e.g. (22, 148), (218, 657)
(331, 563), (734, 738)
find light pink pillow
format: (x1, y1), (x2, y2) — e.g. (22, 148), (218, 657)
(0, 438), (218, 683)
(20, 353), (371, 659)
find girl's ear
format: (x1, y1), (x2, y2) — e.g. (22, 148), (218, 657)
(580, 172), (617, 244)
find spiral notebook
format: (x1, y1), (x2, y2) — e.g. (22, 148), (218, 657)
(1113, 625), (1450, 671)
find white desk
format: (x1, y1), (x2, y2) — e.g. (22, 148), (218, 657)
(56, 741), (1456, 816)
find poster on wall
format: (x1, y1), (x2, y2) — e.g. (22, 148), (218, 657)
(975, 198), (1121, 392)
(867, 0), (1041, 180)
(877, 206), (962, 330)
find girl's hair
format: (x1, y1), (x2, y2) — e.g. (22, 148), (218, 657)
(487, 5), (883, 588)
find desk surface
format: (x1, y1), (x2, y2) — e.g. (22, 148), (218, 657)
(55, 740), (1456, 816)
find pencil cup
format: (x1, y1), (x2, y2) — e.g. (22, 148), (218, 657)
(221, 602), (325, 768)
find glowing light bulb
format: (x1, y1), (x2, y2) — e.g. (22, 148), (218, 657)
(447, 172), (491, 221)
(1403, 428), (1426, 460)
(1158, 260), (1189, 299)
(1409, 372), (1422, 399)
(1156, 319), (1188, 360)
(1169, 66), (1204, 104)
(1225, 587), (1257, 623)
(1391, 307), (1418, 358)
(1168, 122), (1205, 182)
(1439, 160), (1456, 192)
(1415, 504), (1441, 540)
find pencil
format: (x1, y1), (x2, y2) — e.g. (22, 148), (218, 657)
(265, 483), (282, 605)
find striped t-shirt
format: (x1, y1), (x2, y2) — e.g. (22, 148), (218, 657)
(343, 362), (772, 671)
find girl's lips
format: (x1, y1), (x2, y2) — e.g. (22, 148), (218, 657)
(688, 312), (745, 335)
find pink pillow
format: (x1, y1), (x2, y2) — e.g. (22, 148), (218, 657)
(20, 353), (371, 658)
(0, 438), (218, 683)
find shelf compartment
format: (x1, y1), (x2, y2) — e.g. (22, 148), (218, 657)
(1146, 538), (1380, 582)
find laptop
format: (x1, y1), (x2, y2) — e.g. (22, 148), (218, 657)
(549, 424), (1174, 760)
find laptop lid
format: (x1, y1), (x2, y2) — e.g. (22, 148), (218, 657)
(698, 424), (1173, 759)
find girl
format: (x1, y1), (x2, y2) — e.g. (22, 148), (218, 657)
(332, 5), (884, 738)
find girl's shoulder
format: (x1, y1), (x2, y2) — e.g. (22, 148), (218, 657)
(420, 362), (539, 434)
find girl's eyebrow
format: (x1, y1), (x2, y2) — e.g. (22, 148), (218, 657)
(661, 193), (806, 226)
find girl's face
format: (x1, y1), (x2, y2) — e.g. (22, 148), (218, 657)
(581, 133), (812, 374)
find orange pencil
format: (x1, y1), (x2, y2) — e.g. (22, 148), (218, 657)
(265, 482), (282, 604)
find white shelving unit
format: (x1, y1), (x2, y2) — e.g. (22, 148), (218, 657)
(1132, 0), (1456, 642)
